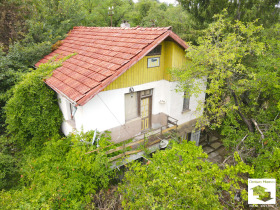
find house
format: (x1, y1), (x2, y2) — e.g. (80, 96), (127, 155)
(36, 26), (206, 142)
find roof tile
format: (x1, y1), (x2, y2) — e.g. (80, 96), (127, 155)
(88, 73), (106, 82)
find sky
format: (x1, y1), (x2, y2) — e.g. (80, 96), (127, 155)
(157, 0), (177, 4)
(133, 0), (178, 5)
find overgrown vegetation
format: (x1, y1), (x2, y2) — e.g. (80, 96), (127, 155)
(0, 0), (279, 209)
(171, 10), (280, 206)
(5, 61), (65, 148)
(0, 131), (114, 209)
(119, 141), (253, 209)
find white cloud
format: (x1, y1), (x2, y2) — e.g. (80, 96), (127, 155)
(133, 0), (177, 5)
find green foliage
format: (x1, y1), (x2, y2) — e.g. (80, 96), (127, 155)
(178, 0), (280, 28)
(4, 58), (72, 148)
(7, 41), (52, 70)
(0, 0), (27, 49)
(171, 11), (280, 133)
(247, 118), (280, 198)
(22, 0), (85, 43)
(0, 41), (53, 133)
(0, 135), (19, 190)
(0, 128), (21, 190)
(119, 141), (253, 209)
(139, 3), (193, 39)
(0, 152), (18, 190)
(0, 131), (114, 209)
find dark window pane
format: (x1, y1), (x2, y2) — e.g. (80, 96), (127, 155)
(147, 45), (162, 56)
(183, 92), (190, 111)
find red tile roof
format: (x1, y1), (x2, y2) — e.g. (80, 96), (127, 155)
(36, 26), (188, 106)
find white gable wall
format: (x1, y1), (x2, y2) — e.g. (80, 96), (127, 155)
(59, 80), (206, 136)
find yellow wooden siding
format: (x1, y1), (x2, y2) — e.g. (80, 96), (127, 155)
(172, 41), (187, 67)
(104, 41), (187, 91)
(163, 41), (174, 81)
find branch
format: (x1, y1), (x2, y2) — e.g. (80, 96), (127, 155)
(252, 119), (264, 140)
(231, 90), (254, 132)
(274, 112), (280, 121)
(252, 119), (264, 148)
(222, 155), (232, 164)
(222, 134), (248, 165)
(236, 134), (248, 151)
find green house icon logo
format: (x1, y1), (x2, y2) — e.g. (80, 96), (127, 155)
(251, 185), (274, 202)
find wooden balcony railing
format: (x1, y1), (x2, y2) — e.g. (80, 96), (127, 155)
(85, 115), (178, 163)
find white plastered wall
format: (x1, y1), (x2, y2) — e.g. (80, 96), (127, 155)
(59, 80), (206, 136)
(57, 94), (74, 135)
(167, 80), (206, 125)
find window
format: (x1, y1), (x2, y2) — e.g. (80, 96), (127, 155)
(140, 89), (152, 97)
(182, 92), (190, 111)
(147, 45), (162, 56)
(147, 57), (160, 68)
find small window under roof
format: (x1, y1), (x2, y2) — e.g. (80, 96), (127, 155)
(147, 45), (162, 56)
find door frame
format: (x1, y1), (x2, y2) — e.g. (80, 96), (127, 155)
(138, 89), (153, 131)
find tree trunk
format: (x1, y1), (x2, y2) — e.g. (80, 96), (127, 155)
(236, 0), (241, 20)
(231, 90), (254, 132)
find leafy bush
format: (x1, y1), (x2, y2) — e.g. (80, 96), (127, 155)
(0, 152), (18, 190)
(119, 141), (253, 209)
(0, 135), (20, 190)
(4, 57), (72, 148)
(0, 131), (114, 209)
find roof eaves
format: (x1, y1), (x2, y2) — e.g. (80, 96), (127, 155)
(168, 31), (188, 50)
(45, 80), (78, 105)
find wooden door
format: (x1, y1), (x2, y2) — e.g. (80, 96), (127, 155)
(141, 97), (151, 131)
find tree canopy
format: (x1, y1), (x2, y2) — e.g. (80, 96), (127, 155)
(171, 11), (279, 132)
(119, 141), (253, 209)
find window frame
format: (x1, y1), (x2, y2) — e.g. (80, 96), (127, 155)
(147, 57), (160, 68)
(147, 45), (162, 56)
(182, 91), (190, 112)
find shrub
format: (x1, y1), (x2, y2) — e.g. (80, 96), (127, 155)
(4, 56), (75, 148)
(119, 141), (253, 209)
(0, 131), (114, 209)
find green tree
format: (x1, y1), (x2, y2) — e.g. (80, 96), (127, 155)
(171, 11), (279, 132)
(178, 0), (280, 27)
(171, 12), (280, 200)
(140, 4), (193, 38)
(119, 141), (253, 209)
(0, 0), (28, 50)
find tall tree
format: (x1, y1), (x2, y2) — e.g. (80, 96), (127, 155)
(171, 11), (280, 132)
(177, 0), (280, 44)
(178, 0), (280, 25)
(0, 0), (28, 50)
